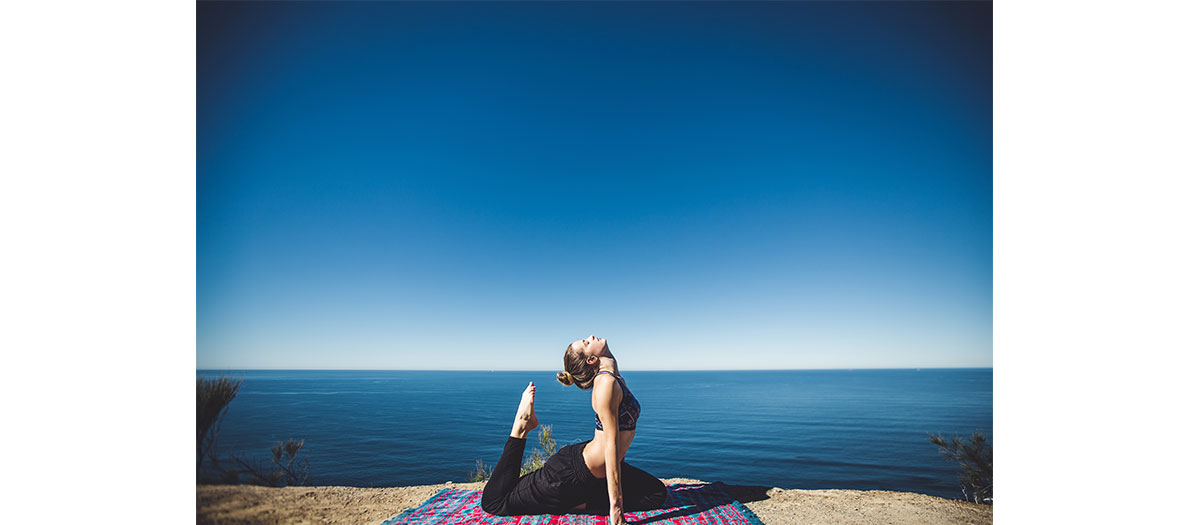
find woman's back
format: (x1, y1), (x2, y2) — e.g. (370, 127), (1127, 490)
(580, 370), (638, 478)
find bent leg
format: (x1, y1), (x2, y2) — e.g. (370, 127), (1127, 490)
(582, 462), (668, 514)
(620, 461), (668, 511)
(480, 436), (526, 515)
(482, 382), (541, 516)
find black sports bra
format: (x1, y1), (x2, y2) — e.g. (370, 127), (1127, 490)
(593, 370), (640, 431)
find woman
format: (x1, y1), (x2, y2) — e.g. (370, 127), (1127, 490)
(480, 335), (667, 524)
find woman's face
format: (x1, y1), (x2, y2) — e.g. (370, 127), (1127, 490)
(573, 334), (611, 362)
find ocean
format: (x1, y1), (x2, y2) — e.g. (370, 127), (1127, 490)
(196, 369), (991, 500)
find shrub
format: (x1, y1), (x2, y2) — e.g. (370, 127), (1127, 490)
(197, 376), (311, 486)
(521, 425), (557, 476)
(466, 425), (557, 483)
(928, 431), (993, 504)
(466, 459), (490, 482)
(197, 376), (242, 475)
(232, 438), (311, 487)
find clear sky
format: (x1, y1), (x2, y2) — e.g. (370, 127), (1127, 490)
(197, 1), (992, 371)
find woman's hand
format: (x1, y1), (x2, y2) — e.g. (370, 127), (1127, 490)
(610, 505), (627, 525)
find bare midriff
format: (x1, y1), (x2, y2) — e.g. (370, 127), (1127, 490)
(566, 428), (636, 511)
(582, 428), (637, 478)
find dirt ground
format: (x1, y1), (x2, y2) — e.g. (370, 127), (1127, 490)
(197, 478), (992, 525)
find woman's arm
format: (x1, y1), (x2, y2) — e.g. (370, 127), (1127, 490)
(592, 373), (625, 525)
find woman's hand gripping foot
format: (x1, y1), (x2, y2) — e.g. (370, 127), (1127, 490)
(510, 382), (540, 439)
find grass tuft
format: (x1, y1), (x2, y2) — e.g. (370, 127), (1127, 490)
(927, 431), (992, 504)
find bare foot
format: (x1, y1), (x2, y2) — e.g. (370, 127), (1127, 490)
(510, 382), (539, 438)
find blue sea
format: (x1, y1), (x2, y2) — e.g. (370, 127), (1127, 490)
(197, 369), (991, 500)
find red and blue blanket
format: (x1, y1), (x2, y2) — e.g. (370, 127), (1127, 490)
(382, 482), (765, 525)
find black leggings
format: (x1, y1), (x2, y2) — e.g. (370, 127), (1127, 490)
(480, 436), (668, 516)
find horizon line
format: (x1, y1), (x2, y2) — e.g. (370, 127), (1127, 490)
(196, 366), (993, 372)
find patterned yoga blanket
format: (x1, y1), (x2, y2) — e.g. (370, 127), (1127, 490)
(381, 482), (765, 525)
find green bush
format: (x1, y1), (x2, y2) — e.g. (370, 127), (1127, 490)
(231, 438), (311, 487)
(928, 431), (992, 504)
(197, 376), (242, 475)
(197, 376), (311, 486)
(521, 425), (557, 476)
(466, 425), (557, 483)
(466, 459), (490, 482)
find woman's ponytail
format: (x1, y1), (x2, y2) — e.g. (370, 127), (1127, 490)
(556, 371), (574, 386)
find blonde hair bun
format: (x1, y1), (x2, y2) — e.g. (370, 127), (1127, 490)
(556, 371), (574, 386)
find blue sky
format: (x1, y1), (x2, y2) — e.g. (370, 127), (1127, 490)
(197, 1), (991, 370)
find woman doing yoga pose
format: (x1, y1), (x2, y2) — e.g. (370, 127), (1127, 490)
(480, 335), (667, 524)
